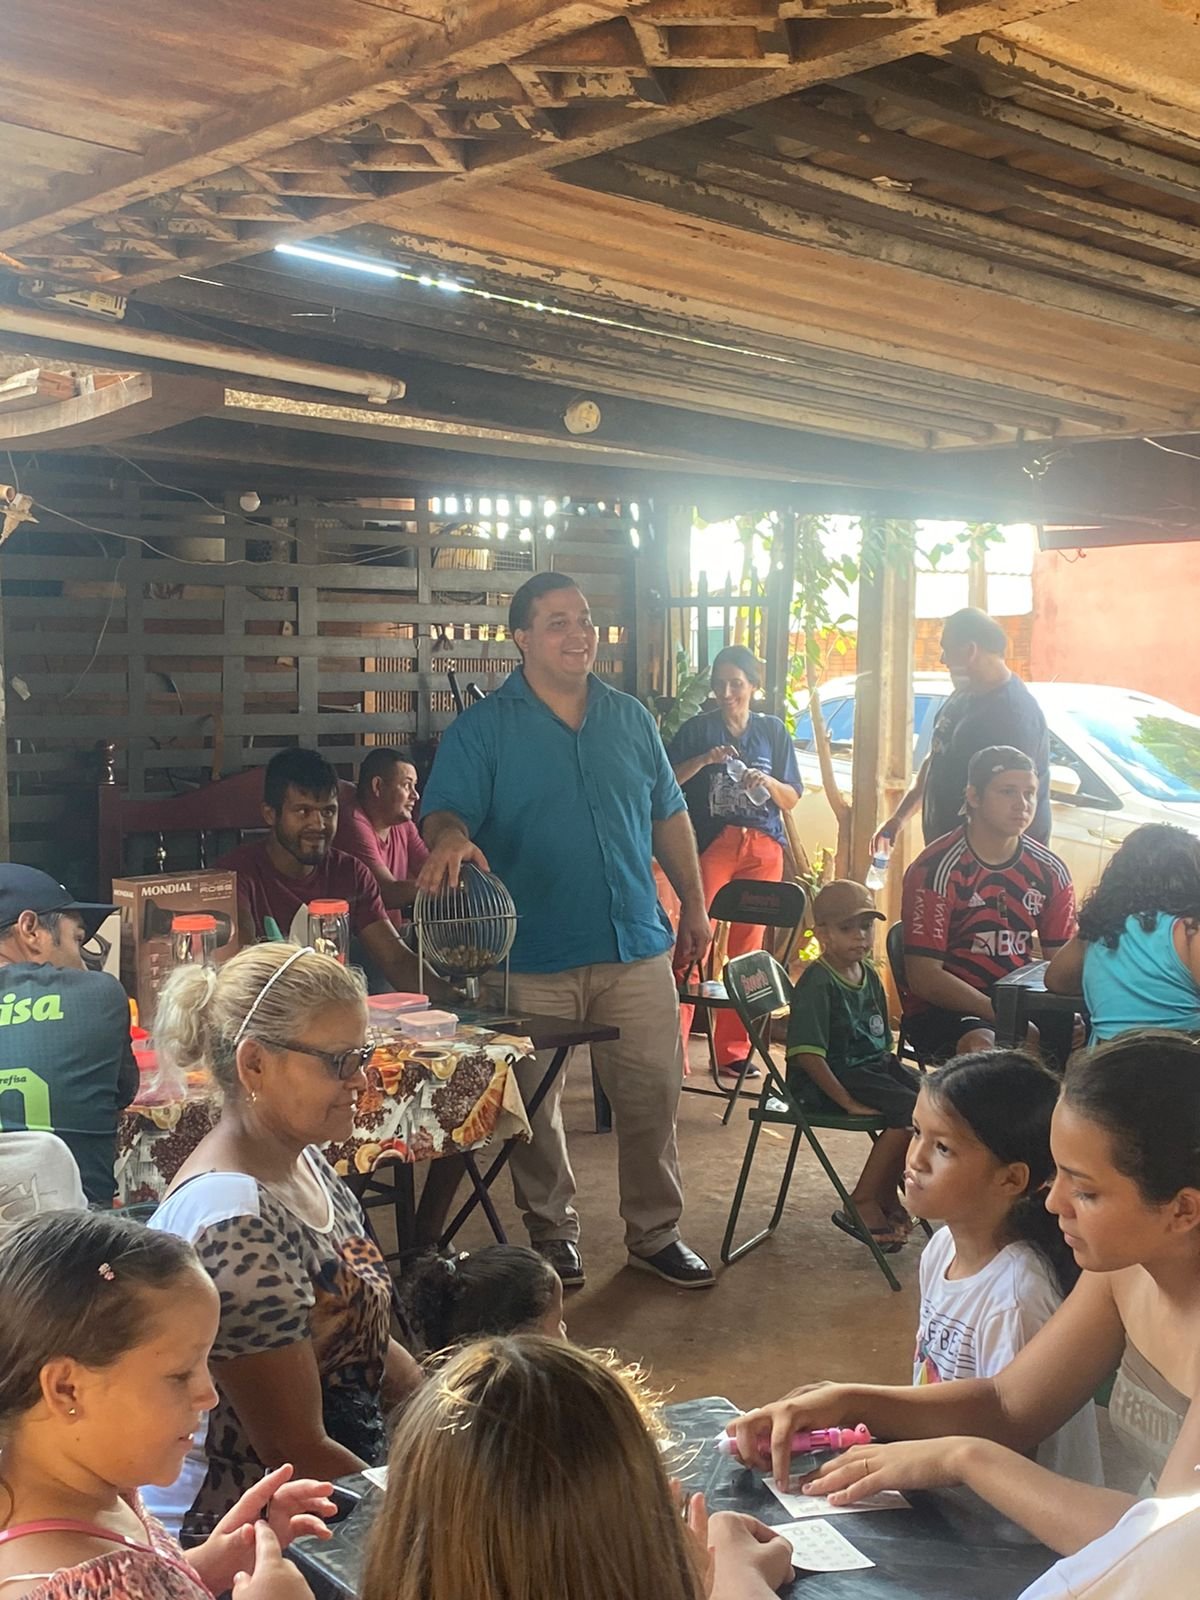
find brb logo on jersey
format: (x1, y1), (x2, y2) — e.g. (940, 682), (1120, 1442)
(971, 930), (1031, 958)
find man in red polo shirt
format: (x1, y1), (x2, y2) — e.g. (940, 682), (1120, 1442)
(218, 748), (421, 992)
(334, 748), (428, 931)
(901, 746), (1075, 1062)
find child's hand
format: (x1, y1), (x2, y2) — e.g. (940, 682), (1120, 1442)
(803, 1438), (970, 1505)
(194, 1465), (336, 1591)
(231, 1520), (315, 1600)
(843, 1098), (881, 1118)
(727, 1387), (855, 1489)
(225, 1463), (336, 1549)
(708, 1512), (793, 1595)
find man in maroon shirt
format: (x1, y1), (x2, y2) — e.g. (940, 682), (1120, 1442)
(901, 746), (1076, 1062)
(218, 748), (422, 992)
(334, 748), (429, 931)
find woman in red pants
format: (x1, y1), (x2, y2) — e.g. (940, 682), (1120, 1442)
(667, 646), (802, 1077)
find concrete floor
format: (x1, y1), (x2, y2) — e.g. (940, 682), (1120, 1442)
(443, 1041), (921, 1412)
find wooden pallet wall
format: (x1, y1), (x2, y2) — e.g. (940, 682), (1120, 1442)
(1, 474), (641, 890)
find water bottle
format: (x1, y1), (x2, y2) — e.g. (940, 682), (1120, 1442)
(725, 757), (770, 807)
(170, 913), (219, 968)
(866, 849), (889, 892)
(307, 899), (350, 964)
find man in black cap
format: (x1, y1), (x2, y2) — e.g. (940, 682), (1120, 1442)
(876, 608), (1051, 851)
(0, 865), (137, 1205)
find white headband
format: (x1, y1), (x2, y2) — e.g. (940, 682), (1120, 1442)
(234, 945), (313, 1046)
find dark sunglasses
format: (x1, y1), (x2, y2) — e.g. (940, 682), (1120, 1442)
(258, 1038), (376, 1081)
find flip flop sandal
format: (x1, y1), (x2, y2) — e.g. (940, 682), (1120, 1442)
(831, 1208), (905, 1254)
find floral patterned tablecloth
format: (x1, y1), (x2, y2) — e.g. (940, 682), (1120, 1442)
(115, 1025), (534, 1205)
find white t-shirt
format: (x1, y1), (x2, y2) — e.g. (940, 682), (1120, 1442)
(1019, 1493), (1200, 1599)
(914, 1227), (1102, 1485)
(0, 1130), (87, 1238)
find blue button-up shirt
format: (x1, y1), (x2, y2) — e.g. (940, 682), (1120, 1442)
(421, 670), (686, 973)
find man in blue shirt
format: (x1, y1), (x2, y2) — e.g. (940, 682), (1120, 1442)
(419, 572), (714, 1289)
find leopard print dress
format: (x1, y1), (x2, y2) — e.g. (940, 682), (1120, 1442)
(147, 1148), (392, 1539)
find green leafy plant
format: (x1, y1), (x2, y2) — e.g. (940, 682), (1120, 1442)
(646, 647), (712, 743)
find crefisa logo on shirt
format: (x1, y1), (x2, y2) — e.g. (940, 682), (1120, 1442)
(0, 992), (65, 1026)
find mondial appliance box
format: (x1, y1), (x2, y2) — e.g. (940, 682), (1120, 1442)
(111, 871), (238, 1026)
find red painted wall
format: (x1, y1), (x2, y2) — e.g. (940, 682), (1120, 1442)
(1030, 543), (1200, 714)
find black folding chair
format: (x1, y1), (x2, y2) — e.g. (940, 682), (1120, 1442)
(680, 878), (808, 1126)
(720, 948), (928, 1292)
(886, 921), (929, 1072)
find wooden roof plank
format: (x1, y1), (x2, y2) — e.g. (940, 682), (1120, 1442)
(685, 146), (1200, 308)
(0, 1), (651, 250)
(838, 65), (1200, 206)
(734, 99), (1200, 255)
(563, 151), (1200, 333)
(8, 0), (1072, 290)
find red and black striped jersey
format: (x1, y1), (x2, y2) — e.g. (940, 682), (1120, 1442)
(901, 827), (1075, 1016)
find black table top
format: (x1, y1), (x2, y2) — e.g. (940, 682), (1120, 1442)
(291, 1396), (1055, 1600)
(453, 1005), (620, 1052)
(993, 962), (1082, 1011)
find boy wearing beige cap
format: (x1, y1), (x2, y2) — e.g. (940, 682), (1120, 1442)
(786, 879), (919, 1249)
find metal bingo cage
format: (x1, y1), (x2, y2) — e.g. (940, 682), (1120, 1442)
(412, 861), (518, 1005)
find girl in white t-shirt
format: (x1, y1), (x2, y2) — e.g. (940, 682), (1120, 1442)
(907, 1050), (1100, 1484)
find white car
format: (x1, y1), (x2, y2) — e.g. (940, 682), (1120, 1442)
(791, 674), (1200, 897)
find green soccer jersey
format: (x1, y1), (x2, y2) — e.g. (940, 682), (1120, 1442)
(786, 958), (892, 1080)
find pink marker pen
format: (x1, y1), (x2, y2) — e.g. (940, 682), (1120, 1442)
(714, 1423), (872, 1460)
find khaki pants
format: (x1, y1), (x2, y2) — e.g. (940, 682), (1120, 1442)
(487, 953), (685, 1257)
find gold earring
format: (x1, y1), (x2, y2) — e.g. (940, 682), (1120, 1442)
(68, 1407), (77, 1417)
(248, 1089), (258, 1104)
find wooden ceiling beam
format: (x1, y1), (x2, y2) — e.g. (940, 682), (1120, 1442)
(964, 36), (1200, 152)
(370, 220), (1194, 431)
(836, 66), (1200, 206)
(146, 260), (1085, 435)
(13, 0), (1073, 292)
(57, 415), (1200, 530)
(734, 99), (1200, 257)
(0, 2), (649, 250)
(0, 371), (223, 449)
(142, 271), (1029, 444)
(687, 144), (1200, 309)
(561, 150), (1200, 336)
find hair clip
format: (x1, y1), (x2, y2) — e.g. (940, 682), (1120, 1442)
(97, 1262), (116, 1281)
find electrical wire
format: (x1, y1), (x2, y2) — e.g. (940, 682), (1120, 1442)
(61, 547), (125, 699)
(1141, 436), (1200, 464)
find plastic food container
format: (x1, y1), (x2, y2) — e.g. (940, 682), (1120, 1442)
(366, 992), (430, 1022)
(401, 1009), (459, 1042)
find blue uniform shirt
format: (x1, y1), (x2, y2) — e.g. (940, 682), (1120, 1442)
(421, 670), (686, 973)
(666, 709), (801, 857)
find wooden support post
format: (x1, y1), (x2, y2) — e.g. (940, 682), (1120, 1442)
(878, 541), (915, 949)
(968, 546), (988, 613)
(764, 509), (797, 717)
(849, 521), (915, 890)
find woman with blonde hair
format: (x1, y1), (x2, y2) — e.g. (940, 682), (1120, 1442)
(143, 944), (421, 1541)
(362, 1337), (793, 1600)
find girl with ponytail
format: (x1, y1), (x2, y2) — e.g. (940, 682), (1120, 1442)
(903, 1051), (1098, 1482)
(731, 1033), (1200, 1565)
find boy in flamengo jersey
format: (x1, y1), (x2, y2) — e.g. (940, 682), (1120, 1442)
(901, 745), (1076, 1063)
